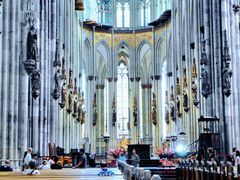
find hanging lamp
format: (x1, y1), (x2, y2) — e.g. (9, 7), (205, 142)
(75, 0), (84, 11)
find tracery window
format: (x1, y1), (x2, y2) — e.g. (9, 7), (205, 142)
(117, 62), (129, 138)
(82, 70), (87, 138)
(116, 0), (130, 27)
(97, 0), (112, 25)
(161, 60), (167, 139)
(139, 0), (151, 27)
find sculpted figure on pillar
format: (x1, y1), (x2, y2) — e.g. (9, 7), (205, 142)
(54, 39), (61, 67)
(165, 104), (169, 124)
(133, 108), (138, 126)
(192, 58), (197, 79)
(27, 26), (38, 61)
(176, 96), (182, 117)
(73, 96), (78, 117)
(31, 70), (41, 99)
(61, 83), (67, 103)
(81, 109), (86, 125)
(151, 93), (157, 125)
(74, 78), (78, 95)
(112, 97), (116, 126)
(176, 77), (180, 95)
(222, 61), (232, 97)
(183, 87), (189, 112)
(92, 107), (97, 126)
(92, 93), (97, 126)
(222, 30), (232, 97)
(54, 69), (61, 93)
(192, 80), (199, 106)
(66, 91), (73, 114)
(68, 70), (73, 89)
(61, 58), (67, 80)
(201, 67), (210, 98)
(183, 68), (187, 88)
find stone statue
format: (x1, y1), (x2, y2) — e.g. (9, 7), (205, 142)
(27, 26), (38, 61)
(81, 109), (86, 124)
(192, 58), (197, 79)
(170, 86), (174, 101)
(176, 77), (180, 95)
(222, 60), (232, 97)
(74, 78), (78, 95)
(54, 39), (61, 66)
(112, 108), (116, 126)
(151, 107), (157, 125)
(183, 68), (187, 88)
(183, 87), (188, 108)
(68, 70), (73, 89)
(201, 67), (210, 98)
(133, 108), (138, 126)
(61, 57), (66, 79)
(176, 96), (181, 117)
(73, 96), (78, 115)
(54, 69), (61, 93)
(170, 101), (175, 120)
(31, 70), (41, 99)
(192, 81), (197, 101)
(61, 83), (67, 103)
(165, 105), (169, 124)
(93, 107), (97, 126)
(67, 91), (73, 113)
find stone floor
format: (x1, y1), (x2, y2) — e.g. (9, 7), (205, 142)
(0, 168), (124, 180)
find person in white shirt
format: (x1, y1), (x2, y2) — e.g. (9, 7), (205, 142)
(235, 150), (240, 166)
(39, 160), (50, 170)
(23, 161), (40, 175)
(24, 147), (33, 167)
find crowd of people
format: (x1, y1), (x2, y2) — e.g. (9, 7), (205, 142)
(0, 147), (88, 176)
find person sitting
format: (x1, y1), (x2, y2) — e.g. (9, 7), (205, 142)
(72, 148), (87, 168)
(98, 162), (114, 176)
(131, 149), (140, 167)
(207, 148), (215, 161)
(39, 160), (50, 170)
(23, 161), (40, 175)
(0, 160), (13, 171)
(24, 147), (33, 168)
(47, 156), (55, 166)
(50, 156), (62, 169)
(32, 154), (39, 168)
(235, 150), (240, 166)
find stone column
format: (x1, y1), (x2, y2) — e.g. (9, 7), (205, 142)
(1, 0), (10, 160)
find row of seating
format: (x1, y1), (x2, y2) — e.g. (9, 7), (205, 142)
(176, 160), (240, 180)
(118, 160), (155, 180)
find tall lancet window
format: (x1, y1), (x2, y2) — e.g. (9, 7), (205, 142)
(161, 60), (167, 139)
(97, 0), (112, 25)
(82, 70), (87, 138)
(116, 0), (130, 27)
(124, 2), (130, 27)
(146, 0), (151, 24)
(117, 62), (129, 138)
(116, 2), (123, 27)
(139, 0), (151, 27)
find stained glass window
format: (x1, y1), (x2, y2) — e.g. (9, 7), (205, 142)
(117, 62), (129, 138)
(161, 60), (167, 139)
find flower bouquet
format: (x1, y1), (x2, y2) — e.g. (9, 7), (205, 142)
(108, 147), (125, 158)
(155, 147), (174, 159)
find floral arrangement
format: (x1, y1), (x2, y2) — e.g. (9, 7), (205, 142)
(108, 147), (125, 158)
(155, 147), (174, 159)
